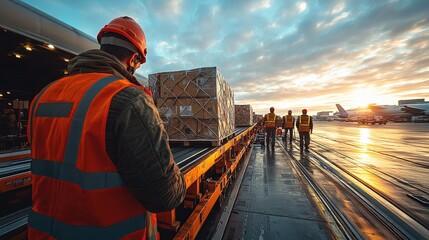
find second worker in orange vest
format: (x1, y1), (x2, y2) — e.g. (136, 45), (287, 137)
(296, 109), (313, 153)
(27, 17), (186, 240)
(263, 107), (277, 148)
(282, 110), (295, 144)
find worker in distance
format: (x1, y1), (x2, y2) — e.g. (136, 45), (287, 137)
(296, 109), (313, 153)
(263, 107), (277, 148)
(282, 110), (295, 145)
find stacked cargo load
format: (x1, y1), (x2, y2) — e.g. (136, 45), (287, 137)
(149, 67), (235, 146)
(253, 113), (263, 125)
(235, 105), (253, 127)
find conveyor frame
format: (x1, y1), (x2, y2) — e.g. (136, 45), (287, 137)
(158, 125), (256, 239)
(0, 125), (256, 240)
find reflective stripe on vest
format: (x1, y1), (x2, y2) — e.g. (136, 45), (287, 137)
(28, 80), (59, 144)
(298, 115), (310, 132)
(29, 211), (146, 240)
(284, 115), (294, 128)
(31, 158), (124, 189)
(29, 75), (150, 239)
(265, 113), (276, 128)
(31, 76), (125, 189)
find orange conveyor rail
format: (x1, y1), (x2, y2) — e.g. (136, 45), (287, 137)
(0, 125), (256, 240)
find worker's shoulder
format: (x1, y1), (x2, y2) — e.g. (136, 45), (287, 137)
(112, 85), (151, 107)
(119, 84), (147, 97)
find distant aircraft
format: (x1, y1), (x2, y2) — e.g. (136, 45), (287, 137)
(335, 104), (386, 124)
(368, 105), (412, 120)
(335, 104), (372, 119)
(369, 103), (429, 122)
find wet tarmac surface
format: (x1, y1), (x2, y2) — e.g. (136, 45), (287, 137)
(307, 122), (429, 226)
(220, 145), (333, 240)
(215, 122), (428, 239)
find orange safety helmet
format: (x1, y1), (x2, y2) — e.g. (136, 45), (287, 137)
(302, 109), (307, 114)
(97, 16), (147, 63)
(288, 110), (292, 114)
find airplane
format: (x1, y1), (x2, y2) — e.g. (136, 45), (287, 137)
(335, 104), (387, 124)
(335, 104), (372, 118)
(368, 104), (413, 121)
(368, 103), (429, 121)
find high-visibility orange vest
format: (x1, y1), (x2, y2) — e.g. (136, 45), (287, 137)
(264, 113), (276, 128)
(298, 115), (310, 132)
(27, 73), (157, 240)
(284, 115), (294, 128)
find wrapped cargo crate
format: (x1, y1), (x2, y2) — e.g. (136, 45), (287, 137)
(235, 105), (253, 127)
(253, 113), (263, 125)
(149, 67), (235, 146)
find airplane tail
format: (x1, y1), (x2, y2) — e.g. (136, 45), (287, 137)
(336, 104), (348, 117)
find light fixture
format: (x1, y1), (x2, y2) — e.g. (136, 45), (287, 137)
(6, 91), (10, 94)
(0, 94), (3, 97)
(25, 45), (32, 51)
(8, 102), (12, 106)
(14, 53), (22, 58)
(64, 70), (69, 75)
(64, 58), (70, 62)
(47, 44), (55, 49)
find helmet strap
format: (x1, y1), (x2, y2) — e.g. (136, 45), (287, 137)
(100, 36), (139, 54)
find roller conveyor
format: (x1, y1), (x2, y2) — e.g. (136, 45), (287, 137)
(0, 127), (250, 177)
(0, 126), (256, 239)
(0, 149), (30, 163)
(0, 159), (31, 179)
(173, 147), (215, 171)
(0, 207), (30, 240)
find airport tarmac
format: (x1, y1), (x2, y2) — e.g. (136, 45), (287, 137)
(309, 121), (428, 188)
(202, 121), (429, 239)
(304, 121), (429, 225)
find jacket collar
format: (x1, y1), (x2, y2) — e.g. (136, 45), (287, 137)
(67, 49), (141, 86)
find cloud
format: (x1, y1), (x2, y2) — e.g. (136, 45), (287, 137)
(22, 0), (429, 115)
(297, 1), (307, 13)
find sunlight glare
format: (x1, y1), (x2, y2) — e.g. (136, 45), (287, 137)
(359, 128), (371, 144)
(350, 86), (379, 107)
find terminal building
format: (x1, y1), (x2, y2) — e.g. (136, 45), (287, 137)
(398, 98), (427, 105)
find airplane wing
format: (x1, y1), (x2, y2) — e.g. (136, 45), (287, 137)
(401, 106), (426, 115)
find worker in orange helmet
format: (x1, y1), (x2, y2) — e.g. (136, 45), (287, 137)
(263, 107), (277, 148)
(27, 17), (186, 240)
(296, 108), (313, 153)
(282, 110), (295, 144)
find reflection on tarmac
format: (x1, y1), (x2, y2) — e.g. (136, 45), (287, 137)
(308, 121), (429, 224)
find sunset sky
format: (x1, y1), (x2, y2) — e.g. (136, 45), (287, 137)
(22, 0), (429, 115)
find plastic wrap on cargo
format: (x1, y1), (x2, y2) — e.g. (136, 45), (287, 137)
(253, 114), (263, 125)
(149, 67), (235, 143)
(235, 104), (253, 127)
